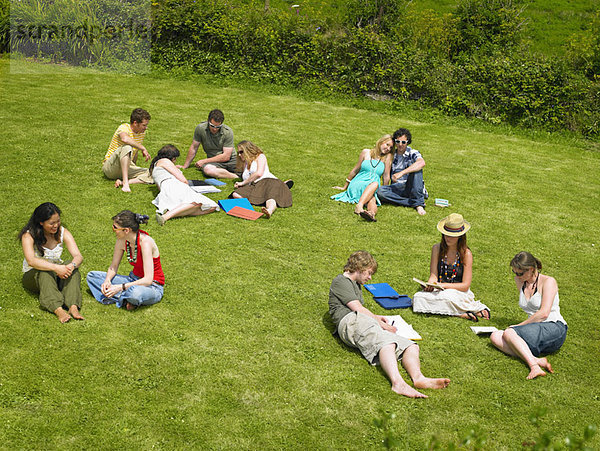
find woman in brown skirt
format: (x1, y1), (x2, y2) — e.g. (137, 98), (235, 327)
(231, 140), (292, 218)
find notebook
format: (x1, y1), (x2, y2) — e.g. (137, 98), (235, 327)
(364, 283), (412, 309)
(226, 206), (263, 220)
(383, 315), (422, 340)
(218, 198), (254, 213)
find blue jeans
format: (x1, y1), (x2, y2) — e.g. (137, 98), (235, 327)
(377, 170), (425, 207)
(511, 321), (567, 357)
(86, 271), (164, 308)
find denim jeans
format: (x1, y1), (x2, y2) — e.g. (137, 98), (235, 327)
(86, 270), (163, 308)
(377, 170), (425, 207)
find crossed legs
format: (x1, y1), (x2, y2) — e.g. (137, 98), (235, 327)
(379, 343), (450, 398)
(231, 192), (277, 218)
(354, 182), (379, 220)
(490, 328), (553, 379)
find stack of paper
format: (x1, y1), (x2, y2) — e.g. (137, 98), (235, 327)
(382, 315), (422, 340)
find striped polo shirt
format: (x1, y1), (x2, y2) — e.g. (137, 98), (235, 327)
(103, 123), (145, 162)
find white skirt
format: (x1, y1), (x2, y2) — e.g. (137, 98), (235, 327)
(152, 178), (218, 213)
(412, 289), (488, 316)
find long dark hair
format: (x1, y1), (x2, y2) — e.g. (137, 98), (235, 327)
(112, 210), (149, 232)
(149, 144), (180, 175)
(438, 234), (469, 264)
(18, 202), (62, 255)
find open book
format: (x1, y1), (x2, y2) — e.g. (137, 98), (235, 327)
(470, 326), (498, 335)
(382, 315), (422, 341)
(412, 277), (445, 291)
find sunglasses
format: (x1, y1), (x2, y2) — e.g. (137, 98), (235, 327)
(112, 224), (126, 231)
(512, 269), (525, 277)
(208, 122), (222, 129)
(394, 139), (408, 144)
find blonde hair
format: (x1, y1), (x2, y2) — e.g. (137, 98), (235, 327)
(370, 134), (393, 160)
(237, 140), (264, 165)
(344, 251), (378, 274)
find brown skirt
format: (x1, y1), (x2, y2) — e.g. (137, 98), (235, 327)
(233, 178), (292, 207)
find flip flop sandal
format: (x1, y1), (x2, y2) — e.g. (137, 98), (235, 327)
(466, 312), (479, 322)
(359, 210), (377, 222)
(481, 308), (491, 320)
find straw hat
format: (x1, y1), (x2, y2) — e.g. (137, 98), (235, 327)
(437, 213), (471, 237)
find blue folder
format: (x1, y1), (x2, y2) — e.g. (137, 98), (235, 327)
(373, 295), (412, 310)
(364, 283), (399, 298)
(205, 178), (227, 186)
(364, 283), (412, 309)
(218, 198), (254, 213)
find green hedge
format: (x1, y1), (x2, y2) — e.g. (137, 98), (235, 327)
(2, 0), (598, 138)
(151, 0), (599, 138)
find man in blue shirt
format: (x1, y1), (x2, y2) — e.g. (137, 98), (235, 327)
(377, 128), (427, 215)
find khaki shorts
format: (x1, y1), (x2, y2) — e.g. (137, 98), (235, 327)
(338, 311), (414, 365)
(200, 159), (238, 175)
(102, 145), (152, 183)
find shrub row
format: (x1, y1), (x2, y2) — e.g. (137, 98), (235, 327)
(2, 0), (599, 138)
(152, 0), (599, 137)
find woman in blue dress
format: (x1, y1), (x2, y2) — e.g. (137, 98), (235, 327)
(331, 134), (393, 222)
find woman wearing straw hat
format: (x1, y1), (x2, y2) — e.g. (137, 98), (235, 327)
(412, 213), (490, 321)
(489, 252), (567, 379)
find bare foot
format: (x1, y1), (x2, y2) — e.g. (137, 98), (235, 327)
(476, 308), (491, 320)
(413, 376), (451, 390)
(392, 381), (428, 398)
(261, 207), (272, 219)
(114, 179), (123, 188)
(354, 204), (364, 215)
(537, 357), (554, 374)
(156, 213), (166, 226)
(68, 305), (84, 320)
(54, 307), (71, 323)
(527, 364), (547, 380)
(416, 206), (426, 215)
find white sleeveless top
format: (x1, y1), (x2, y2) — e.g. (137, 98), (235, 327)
(22, 227), (65, 273)
(242, 159), (277, 183)
(518, 287), (566, 325)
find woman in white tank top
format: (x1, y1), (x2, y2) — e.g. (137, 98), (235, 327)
(19, 202), (84, 323)
(490, 251), (567, 380)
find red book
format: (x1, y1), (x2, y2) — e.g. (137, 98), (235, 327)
(226, 206), (263, 220)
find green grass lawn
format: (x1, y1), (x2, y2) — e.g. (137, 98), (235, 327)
(0, 56), (599, 449)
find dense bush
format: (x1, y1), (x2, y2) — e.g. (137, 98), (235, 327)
(0, 0), (8, 53)
(8, 0), (149, 70)
(2, 0), (598, 138)
(452, 0), (527, 55)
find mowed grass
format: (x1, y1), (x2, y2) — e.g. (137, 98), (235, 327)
(0, 57), (599, 449)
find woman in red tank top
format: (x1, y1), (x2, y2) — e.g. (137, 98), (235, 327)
(86, 210), (164, 310)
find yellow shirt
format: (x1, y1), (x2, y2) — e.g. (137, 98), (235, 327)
(103, 123), (145, 162)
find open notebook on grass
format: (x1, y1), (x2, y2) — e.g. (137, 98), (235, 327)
(383, 315), (422, 340)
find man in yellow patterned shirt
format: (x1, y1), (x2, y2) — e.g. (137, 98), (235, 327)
(103, 108), (153, 192)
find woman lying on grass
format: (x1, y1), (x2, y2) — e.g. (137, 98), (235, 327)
(150, 144), (218, 226)
(19, 202), (84, 323)
(412, 213), (490, 321)
(231, 140), (292, 219)
(331, 134), (393, 222)
(490, 252), (567, 380)
(86, 211), (164, 310)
